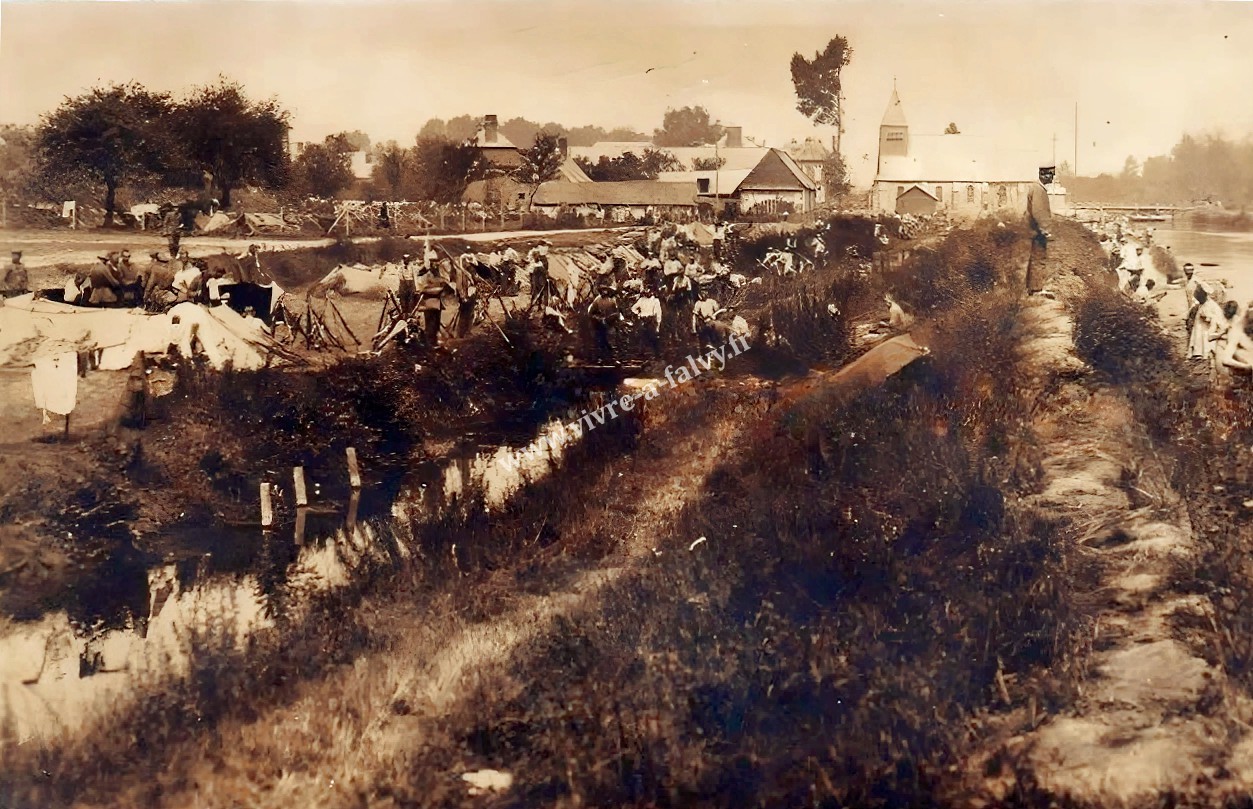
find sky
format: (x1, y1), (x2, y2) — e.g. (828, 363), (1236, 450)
(2, 0), (1252, 186)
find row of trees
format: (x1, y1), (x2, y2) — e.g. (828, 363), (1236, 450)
(30, 80), (290, 223)
(1064, 133), (1253, 207)
(3, 38), (862, 222)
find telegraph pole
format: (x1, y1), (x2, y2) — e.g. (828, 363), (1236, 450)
(1074, 101), (1079, 176)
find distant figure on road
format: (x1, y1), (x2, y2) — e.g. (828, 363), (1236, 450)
(1025, 166), (1055, 295)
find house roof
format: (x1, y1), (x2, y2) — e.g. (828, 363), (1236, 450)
(656, 169), (754, 194)
(784, 138), (830, 163)
(556, 157), (593, 183)
(882, 88), (907, 127)
(532, 180), (698, 207)
(766, 149), (819, 191)
(469, 125), (516, 149)
(877, 135), (1042, 183)
(897, 184), (938, 200)
(569, 143), (771, 172)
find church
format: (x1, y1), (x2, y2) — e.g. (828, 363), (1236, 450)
(871, 88), (1048, 217)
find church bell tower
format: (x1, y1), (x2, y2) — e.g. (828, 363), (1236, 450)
(878, 85), (909, 173)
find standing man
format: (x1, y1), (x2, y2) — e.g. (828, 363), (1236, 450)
(416, 265), (454, 346)
(588, 285), (622, 364)
(2, 250), (29, 298)
(1025, 166), (1055, 295)
(630, 286), (663, 358)
(397, 254), (418, 316)
(692, 287), (722, 344)
(712, 221), (726, 261)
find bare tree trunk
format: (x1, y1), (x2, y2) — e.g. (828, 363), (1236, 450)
(220, 184), (233, 210)
(104, 181), (117, 227)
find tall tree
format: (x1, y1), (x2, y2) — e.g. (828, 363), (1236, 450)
(514, 132), (565, 207)
(371, 141), (412, 199)
(36, 82), (173, 225)
(574, 148), (682, 182)
(411, 137), (485, 203)
(821, 152), (851, 200)
(291, 134), (355, 199)
(170, 78), (290, 208)
(653, 106), (723, 147)
(790, 36), (853, 156)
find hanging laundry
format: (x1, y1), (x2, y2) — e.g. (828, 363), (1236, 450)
(31, 352), (78, 416)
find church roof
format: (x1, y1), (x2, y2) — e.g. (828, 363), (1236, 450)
(877, 135), (1041, 183)
(881, 88), (907, 127)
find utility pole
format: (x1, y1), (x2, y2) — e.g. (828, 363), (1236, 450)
(1074, 101), (1079, 177)
(1052, 133), (1057, 165)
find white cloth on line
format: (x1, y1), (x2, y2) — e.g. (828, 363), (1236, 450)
(31, 352), (78, 416)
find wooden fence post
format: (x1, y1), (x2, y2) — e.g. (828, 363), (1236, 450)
(346, 447), (362, 489)
(294, 506), (307, 545)
(293, 466), (308, 507)
(260, 482), (274, 527)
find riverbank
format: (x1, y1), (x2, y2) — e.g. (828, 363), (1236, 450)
(0, 212), (1092, 807)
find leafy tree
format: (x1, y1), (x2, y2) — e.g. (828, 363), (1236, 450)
(692, 156), (727, 171)
(36, 82), (173, 225)
(944, 122), (961, 135)
(371, 141), (412, 199)
(653, 106), (723, 147)
(1121, 155), (1141, 179)
(0, 125), (38, 201)
(170, 78), (290, 208)
(574, 148), (682, 182)
(822, 151), (851, 199)
(514, 132), (565, 207)
(291, 135), (355, 198)
(411, 137), (485, 203)
(416, 116), (479, 144)
(339, 130), (371, 152)
(790, 36), (853, 155)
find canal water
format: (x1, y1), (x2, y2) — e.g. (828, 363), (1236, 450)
(1152, 224), (1253, 303)
(0, 412), (591, 744)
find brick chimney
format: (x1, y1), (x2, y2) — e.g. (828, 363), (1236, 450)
(484, 115), (498, 144)
(724, 126), (743, 149)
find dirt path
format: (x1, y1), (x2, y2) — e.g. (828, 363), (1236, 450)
(95, 396), (755, 809)
(976, 298), (1227, 805)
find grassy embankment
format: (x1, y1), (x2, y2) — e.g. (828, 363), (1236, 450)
(0, 221), (882, 807)
(375, 218), (1099, 807)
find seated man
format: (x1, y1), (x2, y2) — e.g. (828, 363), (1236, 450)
(144, 253), (177, 310)
(2, 250), (30, 298)
(172, 260), (204, 304)
(87, 256), (122, 305)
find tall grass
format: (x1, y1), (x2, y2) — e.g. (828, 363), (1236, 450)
(389, 222), (1094, 808)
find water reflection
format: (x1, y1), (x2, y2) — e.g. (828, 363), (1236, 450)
(0, 415), (579, 743)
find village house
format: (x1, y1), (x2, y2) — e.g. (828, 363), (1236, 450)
(462, 114), (592, 209)
(871, 88), (1047, 217)
(571, 127), (818, 216)
(529, 180), (700, 222)
(783, 137), (833, 203)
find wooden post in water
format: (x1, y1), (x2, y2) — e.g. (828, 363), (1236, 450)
(293, 466), (308, 507)
(346, 447), (362, 489)
(347, 489), (360, 532)
(260, 482), (274, 528)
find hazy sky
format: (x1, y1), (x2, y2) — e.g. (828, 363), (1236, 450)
(2, 0), (1251, 185)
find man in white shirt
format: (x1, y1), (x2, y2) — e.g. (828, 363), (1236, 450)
(631, 288), (663, 356)
(692, 288), (722, 342)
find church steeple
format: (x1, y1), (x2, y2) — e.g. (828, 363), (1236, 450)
(877, 85), (909, 174)
(881, 85), (908, 128)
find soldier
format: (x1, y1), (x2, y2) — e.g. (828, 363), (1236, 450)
(397, 254), (418, 315)
(416, 265), (454, 346)
(588, 285), (622, 363)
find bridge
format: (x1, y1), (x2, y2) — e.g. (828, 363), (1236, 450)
(1068, 203), (1187, 221)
